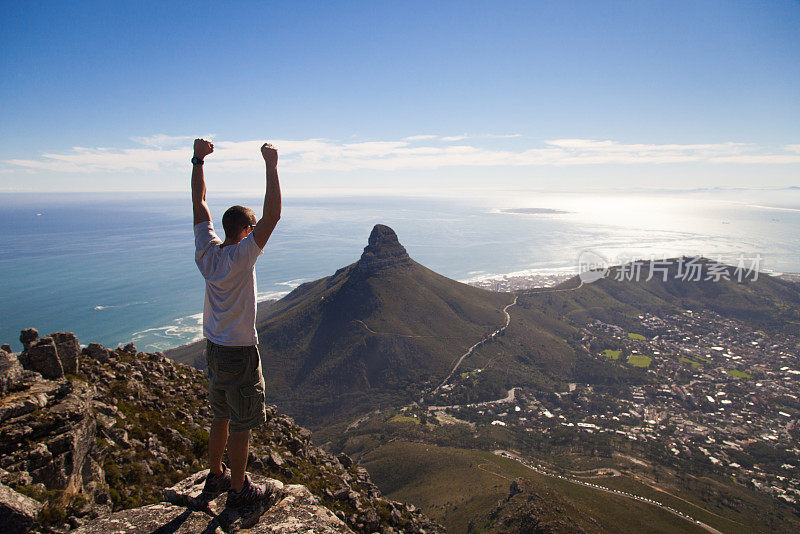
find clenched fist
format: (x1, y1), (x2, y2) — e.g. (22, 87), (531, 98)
(194, 138), (214, 159)
(261, 142), (278, 169)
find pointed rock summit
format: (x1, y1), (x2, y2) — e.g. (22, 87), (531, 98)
(356, 224), (412, 273)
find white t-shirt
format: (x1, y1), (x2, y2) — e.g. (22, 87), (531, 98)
(194, 221), (263, 346)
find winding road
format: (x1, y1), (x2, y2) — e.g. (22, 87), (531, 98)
(494, 450), (726, 534)
(429, 296), (518, 396)
(426, 387), (519, 413)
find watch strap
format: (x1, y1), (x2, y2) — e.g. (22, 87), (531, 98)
(191, 156), (204, 165)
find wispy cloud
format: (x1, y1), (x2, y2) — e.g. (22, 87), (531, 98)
(404, 134), (439, 141)
(440, 133), (522, 141)
(129, 134), (198, 148)
(4, 135), (800, 175)
(784, 144), (800, 154)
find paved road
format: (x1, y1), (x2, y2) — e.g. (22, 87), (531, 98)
(427, 387), (519, 413)
(429, 295), (518, 396)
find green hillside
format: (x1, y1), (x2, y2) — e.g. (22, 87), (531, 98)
(361, 440), (794, 534)
(257, 256), (510, 428)
(169, 225), (511, 428)
(360, 441), (713, 534)
(527, 259), (800, 334)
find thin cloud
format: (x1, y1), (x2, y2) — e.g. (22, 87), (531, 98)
(4, 136), (800, 175)
(130, 134), (198, 148)
(441, 133), (521, 141)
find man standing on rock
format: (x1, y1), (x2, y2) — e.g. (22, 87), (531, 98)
(190, 138), (281, 508)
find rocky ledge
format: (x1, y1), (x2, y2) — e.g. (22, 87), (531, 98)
(75, 470), (352, 533)
(0, 328), (443, 534)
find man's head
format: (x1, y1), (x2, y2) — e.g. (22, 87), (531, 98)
(222, 205), (257, 243)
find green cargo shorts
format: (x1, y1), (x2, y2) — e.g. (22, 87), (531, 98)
(205, 340), (267, 432)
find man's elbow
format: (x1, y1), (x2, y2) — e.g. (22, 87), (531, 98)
(266, 210), (281, 224)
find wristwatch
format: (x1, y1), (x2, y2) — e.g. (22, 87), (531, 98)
(191, 156), (204, 165)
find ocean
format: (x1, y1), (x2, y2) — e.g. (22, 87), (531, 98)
(2, 189), (798, 353)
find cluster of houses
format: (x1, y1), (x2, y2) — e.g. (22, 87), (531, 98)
(426, 307), (800, 506)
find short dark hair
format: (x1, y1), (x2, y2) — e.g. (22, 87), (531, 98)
(222, 205), (257, 239)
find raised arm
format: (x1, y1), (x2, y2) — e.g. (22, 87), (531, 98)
(253, 142), (282, 249)
(191, 138), (214, 226)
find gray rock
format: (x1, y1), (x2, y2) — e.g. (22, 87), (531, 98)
(19, 329), (39, 351)
(79, 471), (353, 534)
(84, 343), (109, 364)
(27, 337), (64, 379)
(0, 482), (43, 534)
(50, 332), (80, 375)
(267, 449), (285, 468)
(0, 349), (24, 395)
(8, 381), (97, 491)
(73, 501), (222, 534)
(1, 344), (11, 353)
(122, 343), (137, 354)
(248, 484), (354, 533)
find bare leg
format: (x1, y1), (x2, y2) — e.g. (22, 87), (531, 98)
(208, 418), (229, 475)
(228, 429), (250, 492)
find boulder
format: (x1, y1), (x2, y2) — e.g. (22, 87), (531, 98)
(249, 484), (354, 533)
(1, 344), (12, 353)
(19, 329), (39, 351)
(50, 332), (80, 375)
(0, 482), (43, 534)
(27, 337), (64, 379)
(44, 382), (97, 490)
(84, 343), (110, 364)
(0, 349), (24, 395)
(2, 380), (96, 492)
(122, 343), (137, 355)
(72, 501), (221, 534)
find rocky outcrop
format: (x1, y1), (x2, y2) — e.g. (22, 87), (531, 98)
(14, 331), (80, 381)
(0, 348), (24, 395)
(26, 337), (64, 379)
(0, 377), (96, 493)
(50, 332), (80, 375)
(76, 471), (353, 533)
(0, 329), (443, 534)
(20, 329), (39, 351)
(356, 224), (412, 274)
(482, 478), (599, 533)
(0, 482), (43, 534)
(83, 343), (111, 364)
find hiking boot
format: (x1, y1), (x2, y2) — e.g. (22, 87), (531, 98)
(226, 474), (268, 509)
(200, 463), (231, 501)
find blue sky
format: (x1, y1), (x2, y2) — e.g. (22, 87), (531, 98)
(2, 1), (799, 194)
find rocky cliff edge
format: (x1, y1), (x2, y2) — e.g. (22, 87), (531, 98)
(0, 328), (443, 534)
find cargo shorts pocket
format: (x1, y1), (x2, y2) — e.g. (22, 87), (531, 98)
(231, 380), (266, 431)
(240, 382), (265, 409)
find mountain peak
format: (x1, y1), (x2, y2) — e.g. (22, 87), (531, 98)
(356, 224), (412, 273)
